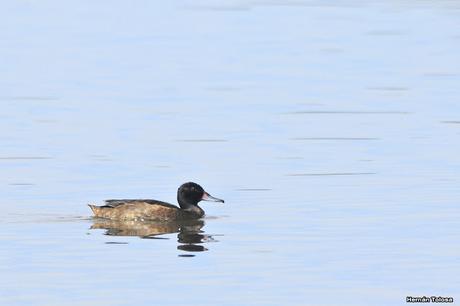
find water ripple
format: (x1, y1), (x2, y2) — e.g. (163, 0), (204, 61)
(287, 172), (376, 176)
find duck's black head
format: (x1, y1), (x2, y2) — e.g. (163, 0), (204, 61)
(177, 182), (224, 209)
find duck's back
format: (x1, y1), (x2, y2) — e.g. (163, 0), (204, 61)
(89, 199), (182, 221)
(89, 199), (205, 221)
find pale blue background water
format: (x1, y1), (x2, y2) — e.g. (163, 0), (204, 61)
(1, 1), (460, 305)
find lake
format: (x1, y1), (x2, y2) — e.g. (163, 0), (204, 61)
(1, 1), (460, 305)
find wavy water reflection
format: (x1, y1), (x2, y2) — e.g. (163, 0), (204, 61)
(90, 218), (216, 255)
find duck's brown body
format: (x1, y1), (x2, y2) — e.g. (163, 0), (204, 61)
(89, 199), (204, 221)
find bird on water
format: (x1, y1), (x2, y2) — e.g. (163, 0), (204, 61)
(89, 182), (224, 221)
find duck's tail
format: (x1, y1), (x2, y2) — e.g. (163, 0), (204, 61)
(88, 204), (99, 215)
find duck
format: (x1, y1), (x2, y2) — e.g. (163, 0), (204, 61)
(88, 182), (224, 221)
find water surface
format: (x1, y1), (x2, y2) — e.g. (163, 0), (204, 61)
(1, 1), (460, 305)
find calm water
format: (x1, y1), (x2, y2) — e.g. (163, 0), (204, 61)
(1, 1), (460, 305)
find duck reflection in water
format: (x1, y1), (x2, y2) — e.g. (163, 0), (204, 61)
(90, 218), (216, 253)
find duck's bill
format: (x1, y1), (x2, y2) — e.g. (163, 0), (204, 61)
(202, 192), (225, 203)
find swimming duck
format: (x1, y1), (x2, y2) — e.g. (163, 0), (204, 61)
(88, 182), (224, 221)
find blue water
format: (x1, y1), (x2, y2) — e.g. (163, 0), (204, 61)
(1, 1), (460, 305)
